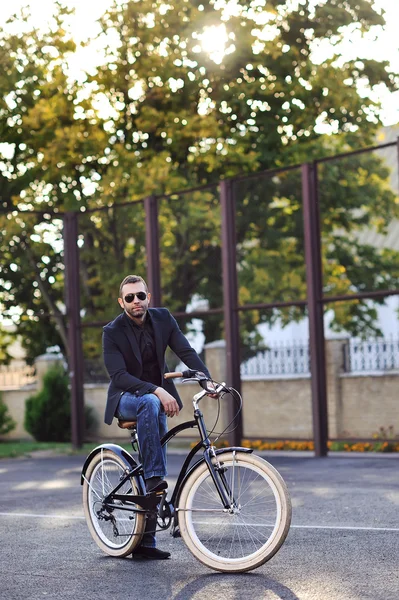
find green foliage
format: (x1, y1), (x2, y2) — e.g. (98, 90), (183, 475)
(0, 329), (13, 365)
(24, 365), (71, 442)
(84, 405), (98, 439)
(0, 393), (16, 435)
(0, 0), (398, 360)
(372, 425), (397, 441)
(24, 364), (97, 441)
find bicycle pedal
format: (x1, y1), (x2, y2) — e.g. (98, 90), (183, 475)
(172, 527), (181, 538)
(148, 481), (168, 494)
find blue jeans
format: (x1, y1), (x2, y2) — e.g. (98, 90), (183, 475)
(116, 392), (168, 547)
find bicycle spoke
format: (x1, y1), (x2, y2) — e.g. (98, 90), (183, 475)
(86, 457), (138, 548)
(239, 487), (275, 509)
(228, 519), (238, 558)
(237, 516), (264, 551)
(179, 452), (291, 569)
(235, 470), (262, 503)
(236, 516), (269, 545)
(236, 518), (245, 558)
(82, 474), (102, 500)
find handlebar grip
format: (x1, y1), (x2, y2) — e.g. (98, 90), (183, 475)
(164, 372), (184, 379)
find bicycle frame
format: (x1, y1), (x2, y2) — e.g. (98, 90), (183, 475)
(82, 376), (292, 573)
(81, 392), (252, 523)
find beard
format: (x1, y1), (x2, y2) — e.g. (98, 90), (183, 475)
(126, 305), (146, 319)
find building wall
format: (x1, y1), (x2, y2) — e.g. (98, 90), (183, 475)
(1, 341), (398, 441)
(241, 377), (313, 439)
(83, 381), (227, 441)
(1, 386), (36, 439)
(340, 373), (399, 438)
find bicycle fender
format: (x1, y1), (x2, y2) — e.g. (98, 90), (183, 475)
(174, 446), (253, 509)
(80, 444), (141, 487)
(214, 446), (253, 457)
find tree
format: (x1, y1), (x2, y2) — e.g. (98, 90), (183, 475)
(0, 328), (13, 364)
(0, 6), (107, 360)
(0, 0), (398, 361)
(0, 393), (16, 435)
(77, 0), (399, 347)
(234, 139), (399, 342)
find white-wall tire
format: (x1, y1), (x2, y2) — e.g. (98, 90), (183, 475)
(178, 451), (291, 573)
(83, 450), (145, 557)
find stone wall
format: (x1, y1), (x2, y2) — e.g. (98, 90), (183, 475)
(1, 341), (398, 441)
(84, 382), (228, 441)
(340, 373), (399, 437)
(241, 376), (313, 439)
(0, 353), (64, 441)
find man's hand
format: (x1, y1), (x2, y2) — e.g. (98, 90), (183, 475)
(206, 381), (219, 399)
(154, 387), (180, 417)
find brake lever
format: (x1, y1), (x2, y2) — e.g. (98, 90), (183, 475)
(199, 379), (218, 393)
(181, 376), (210, 385)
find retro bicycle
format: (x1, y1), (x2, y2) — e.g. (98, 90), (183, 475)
(81, 370), (292, 573)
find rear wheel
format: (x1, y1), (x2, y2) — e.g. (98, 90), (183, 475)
(178, 451), (291, 573)
(82, 450), (145, 557)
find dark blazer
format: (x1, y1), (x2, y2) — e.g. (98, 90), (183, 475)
(102, 308), (210, 425)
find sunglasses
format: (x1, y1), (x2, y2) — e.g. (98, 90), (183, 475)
(124, 292), (147, 303)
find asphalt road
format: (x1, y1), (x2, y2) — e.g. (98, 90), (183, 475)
(0, 451), (398, 600)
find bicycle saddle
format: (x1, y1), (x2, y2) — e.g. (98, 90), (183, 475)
(117, 420), (137, 430)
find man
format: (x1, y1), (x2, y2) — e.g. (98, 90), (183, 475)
(102, 274), (213, 560)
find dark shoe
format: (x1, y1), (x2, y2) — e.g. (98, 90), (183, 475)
(172, 526), (181, 538)
(132, 546), (171, 560)
(145, 476), (163, 492)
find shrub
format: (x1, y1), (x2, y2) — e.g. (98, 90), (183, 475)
(25, 364), (71, 442)
(24, 364), (98, 442)
(0, 392), (16, 435)
(84, 404), (98, 439)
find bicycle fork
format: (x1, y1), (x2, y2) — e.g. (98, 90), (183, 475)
(204, 447), (239, 512)
(194, 400), (239, 512)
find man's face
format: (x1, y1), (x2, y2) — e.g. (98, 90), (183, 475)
(118, 282), (151, 321)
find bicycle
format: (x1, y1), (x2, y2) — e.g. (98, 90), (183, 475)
(81, 370), (292, 573)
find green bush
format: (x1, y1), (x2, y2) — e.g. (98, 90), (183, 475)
(24, 364), (98, 442)
(84, 404), (98, 439)
(25, 364), (71, 442)
(0, 392), (16, 435)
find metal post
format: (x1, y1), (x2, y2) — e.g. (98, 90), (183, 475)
(302, 163), (328, 457)
(397, 137), (399, 195)
(144, 195), (162, 307)
(63, 212), (85, 449)
(220, 179), (243, 445)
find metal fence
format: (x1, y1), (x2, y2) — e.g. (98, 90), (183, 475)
(83, 336), (399, 381)
(241, 341), (310, 377)
(4, 336), (395, 387)
(3, 138), (399, 453)
(344, 338), (399, 373)
(241, 337), (399, 376)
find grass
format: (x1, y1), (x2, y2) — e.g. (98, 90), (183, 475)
(0, 437), (195, 459)
(4, 436), (398, 460)
(0, 440), (103, 459)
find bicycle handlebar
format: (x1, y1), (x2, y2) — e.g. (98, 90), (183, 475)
(164, 370), (222, 396)
(164, 369), (205, 380)
(164, 371), (184, 379)
(164, 372), (240, 436)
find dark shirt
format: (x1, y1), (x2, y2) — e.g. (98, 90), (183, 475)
(127, 313), (161, 389)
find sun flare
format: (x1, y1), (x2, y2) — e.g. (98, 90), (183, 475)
(199, 24), (228, 64)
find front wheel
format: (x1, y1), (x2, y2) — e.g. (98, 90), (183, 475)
(82, 449), (145, 557)
(178, 451), (291, 573)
